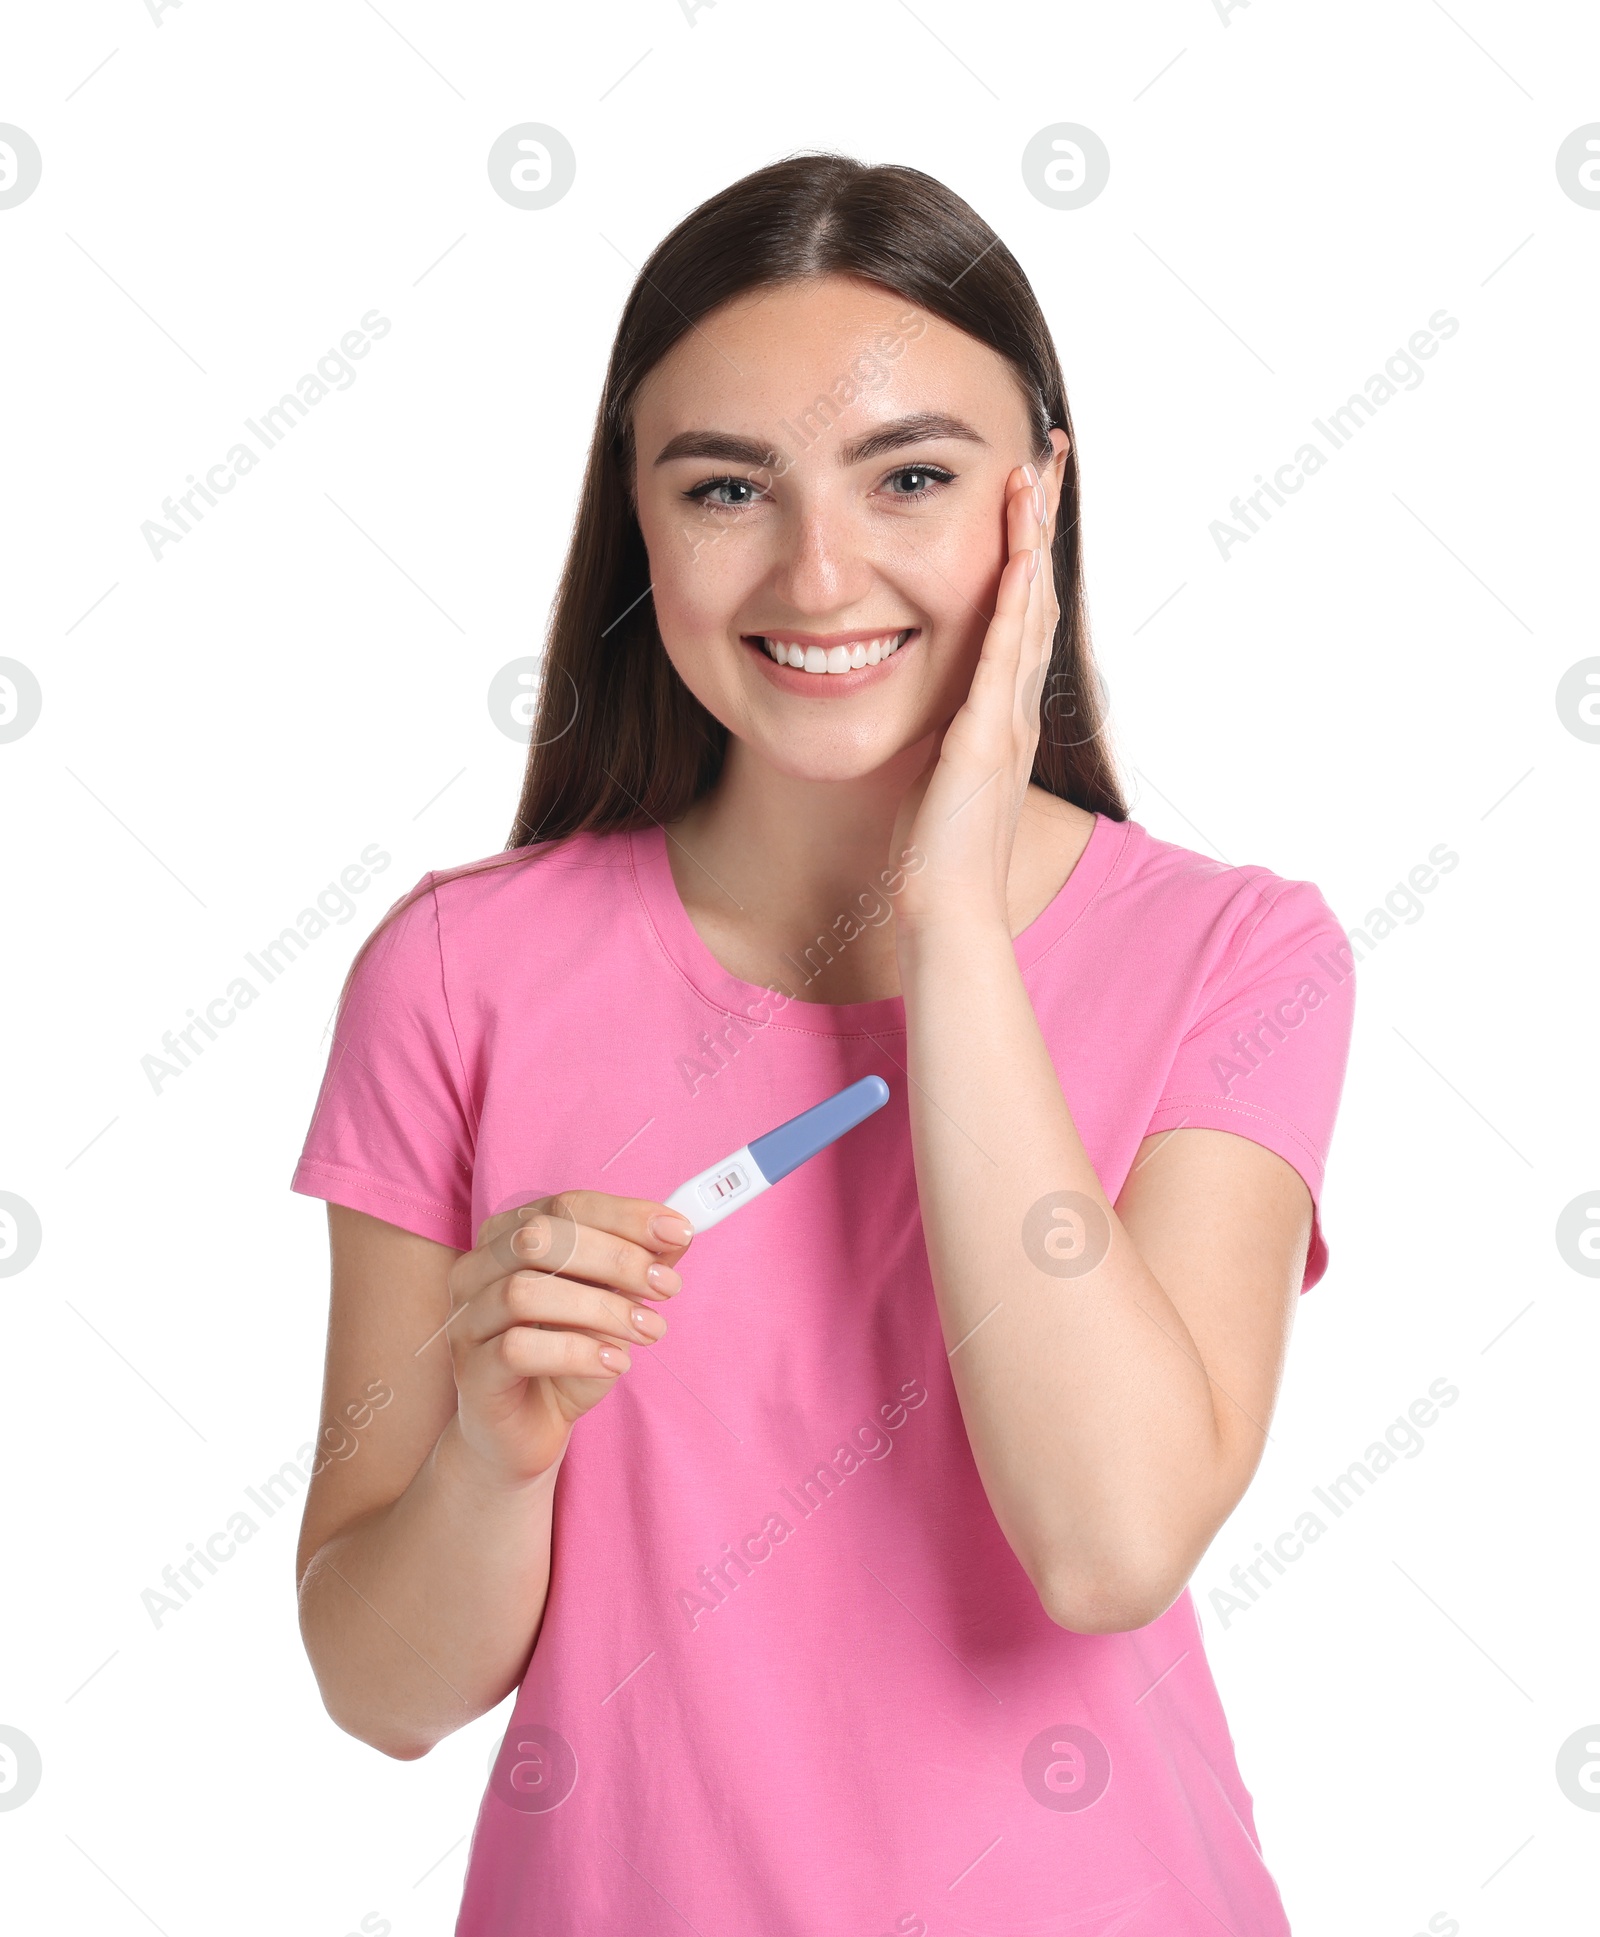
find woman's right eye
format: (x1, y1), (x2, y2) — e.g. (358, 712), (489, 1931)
(685, 476), (763, 509)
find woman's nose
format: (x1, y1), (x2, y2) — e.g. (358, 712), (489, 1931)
(766, 499), (877, 616)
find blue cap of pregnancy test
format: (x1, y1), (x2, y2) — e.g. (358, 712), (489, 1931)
(747, 1075), (891, 1185)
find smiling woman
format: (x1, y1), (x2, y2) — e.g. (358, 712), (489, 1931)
(288, 153), (1355, 1937)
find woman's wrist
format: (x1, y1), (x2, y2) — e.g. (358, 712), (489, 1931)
(894, 900), (1015, 964)
(433, 1410), (565, 1507)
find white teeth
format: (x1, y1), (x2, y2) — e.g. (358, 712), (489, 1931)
(759, 630), (908, 674)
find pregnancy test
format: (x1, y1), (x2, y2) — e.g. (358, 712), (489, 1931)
(664, 1075), (891, 1234)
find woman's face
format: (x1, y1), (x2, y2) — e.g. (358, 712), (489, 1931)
(630, 274), (1069, 783)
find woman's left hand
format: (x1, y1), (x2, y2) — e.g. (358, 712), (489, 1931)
(891, 457), (1060, 931)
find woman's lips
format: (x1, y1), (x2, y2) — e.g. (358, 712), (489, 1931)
(741, 627), (918, 692)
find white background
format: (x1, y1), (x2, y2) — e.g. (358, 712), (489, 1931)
(2, 2), (1596, 1933)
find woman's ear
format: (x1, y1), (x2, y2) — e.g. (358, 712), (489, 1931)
(1042, 426), (1071, 525)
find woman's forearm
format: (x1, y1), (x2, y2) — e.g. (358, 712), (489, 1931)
(898, 914), (1231, 1632)
(298, 1414), (559, 1758)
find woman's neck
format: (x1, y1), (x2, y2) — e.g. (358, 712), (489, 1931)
(662, 740), (1096, 1005)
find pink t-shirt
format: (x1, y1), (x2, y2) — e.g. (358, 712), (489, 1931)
(291, 812), (1355, 1936)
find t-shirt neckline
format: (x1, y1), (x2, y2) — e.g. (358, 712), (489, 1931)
(627, 809), (1126, 1037)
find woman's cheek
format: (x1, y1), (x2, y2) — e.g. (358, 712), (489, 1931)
(909, 511), (1001, 653)
(646, 537), (758, 705)
(655, 520), (752, 630)
(638, 509), (715, 625)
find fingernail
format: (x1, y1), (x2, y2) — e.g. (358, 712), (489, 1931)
(599, 1346), (630, 1372)
(646, 1263), (681, 1294)
(1033, 484), (1046, 523)
(1021, 463), (1038, 487)
(1027, 546), (1041, 581)
(649, 1214), (694, 1246)
(631, 1306), (666, 1337)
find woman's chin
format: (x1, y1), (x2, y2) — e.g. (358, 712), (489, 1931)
(737, 723), (927, 787)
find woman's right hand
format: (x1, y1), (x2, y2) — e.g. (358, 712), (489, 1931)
(443, 1192), (694, 1488)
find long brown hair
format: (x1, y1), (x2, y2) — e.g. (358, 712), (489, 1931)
(338, 154), (1125, 1005)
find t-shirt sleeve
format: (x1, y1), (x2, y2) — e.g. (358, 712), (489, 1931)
(289, 873), (477, 1250)
(1145, 874), (1355, 1292)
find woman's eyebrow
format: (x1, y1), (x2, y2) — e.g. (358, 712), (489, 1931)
(653, 431), (779, 467)
(652, 412), (987, 470)
(841, 412), (987, 464)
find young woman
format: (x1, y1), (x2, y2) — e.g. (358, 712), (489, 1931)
(292, 155), (1354, 1935)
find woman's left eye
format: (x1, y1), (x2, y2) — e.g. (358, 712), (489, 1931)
(881, 465), (954, 499)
